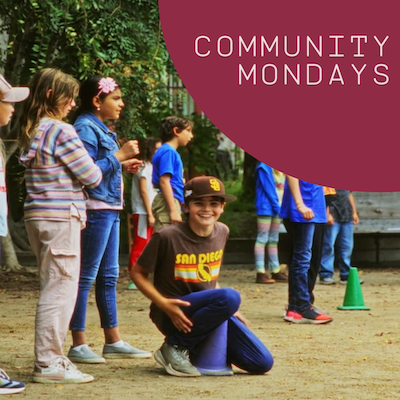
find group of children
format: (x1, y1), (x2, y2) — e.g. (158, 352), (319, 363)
(0, 68), (359, 393)
(254, 163), (359, 324)
(0, 69), (275, 394)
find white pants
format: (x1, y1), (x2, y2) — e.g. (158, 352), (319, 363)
(26, 217), (81, 366)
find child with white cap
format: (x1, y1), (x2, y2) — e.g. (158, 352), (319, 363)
(0, 74), (29, 394)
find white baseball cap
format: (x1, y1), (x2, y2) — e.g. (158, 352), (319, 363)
(0, 75), (29, 103)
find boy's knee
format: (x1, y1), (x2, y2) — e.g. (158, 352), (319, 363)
(219, 288), (241, 314)
(249, 352), (274, 375)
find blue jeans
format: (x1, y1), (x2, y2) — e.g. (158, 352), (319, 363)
(157, 288), (273, 374)
(320, 221), (354, 280)
(285, 221), (315, 313)
(70, 210), (120, 331)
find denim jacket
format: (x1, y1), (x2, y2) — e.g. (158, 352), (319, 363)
(74, 113), (122, 205)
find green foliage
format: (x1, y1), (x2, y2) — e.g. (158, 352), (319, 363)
(179, 114), (220, 178)
(218, 179), (257, 238)
(0, 0), (171, 139)
(0, 0), (252, 242)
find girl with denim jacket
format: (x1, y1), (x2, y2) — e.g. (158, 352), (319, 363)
(68, 76), (151, 364)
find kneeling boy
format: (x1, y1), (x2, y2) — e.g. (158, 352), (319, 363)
(131, 176), (274, 377)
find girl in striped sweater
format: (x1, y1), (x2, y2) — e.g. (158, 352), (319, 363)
(19, 68), (102, 384)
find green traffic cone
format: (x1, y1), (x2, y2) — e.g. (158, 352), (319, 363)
(337, 267), (370, 310)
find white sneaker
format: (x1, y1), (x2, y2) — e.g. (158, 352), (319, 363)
(0, 368), (25, 394)
(103, 342), (152, 359)
(33, 356), (94, 384)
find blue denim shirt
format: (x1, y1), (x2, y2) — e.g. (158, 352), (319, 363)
(74, 113), (122, 205)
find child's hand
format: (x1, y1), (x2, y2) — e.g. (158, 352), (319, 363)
(147, 214), (156, 227)
(170, 209), (182, 224)
(161, 298), (193, 333)
(122, 158), (143, 173)
(115, 139), (140, 161)
(234, 311), (250, 327)
(327, 213), (335, 225)
(353, 212), (360, 225)
(297, 204), (314, 220)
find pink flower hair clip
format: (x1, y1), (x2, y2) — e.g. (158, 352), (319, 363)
(97, 77), (118, 96)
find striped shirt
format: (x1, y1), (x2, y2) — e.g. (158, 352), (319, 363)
(20, 118), (102, 221)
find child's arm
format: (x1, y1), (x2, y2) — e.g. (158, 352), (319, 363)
(326, 206), (334, 225)
(159, 174), (182, 223)
(131, 263), (193, 332)
(286, 176), (314, 220)
(139, 177), (155, 226)
(349, 193), (359, 225)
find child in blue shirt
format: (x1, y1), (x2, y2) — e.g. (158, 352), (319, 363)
(254, 163), (287, 283)
(280, 176), (333, 324)
(152, 116), (194, 231)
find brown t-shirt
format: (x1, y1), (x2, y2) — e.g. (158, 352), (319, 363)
(137, 220), (229, 328)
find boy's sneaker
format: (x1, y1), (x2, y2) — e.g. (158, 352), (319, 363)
(311, 305), (330, 315)
(255, 273), (275, 284)
(33, 356), (94, 384)
(283, 310), (302, 322)
(67, 345), (106, 364)
(340, 277), (364, 285)
(319, 277), (336, 285)
(102, 342), (152, 359)
(292, 307), (333, 325)
(154, 342), (201, 377)
(271, 272), (288, 282)
(0, 369), (25, 394)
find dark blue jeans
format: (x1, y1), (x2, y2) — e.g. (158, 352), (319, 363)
(158, 288), (274, 374)
(320, 221), (354, 280)
(285, 221), (315, 313)
(70, 210), (120, 331)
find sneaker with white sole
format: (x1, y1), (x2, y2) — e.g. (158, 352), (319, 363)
(311, 305), (330, 315)
(102, 342), (152, 359)
(319, 277), (336, 285)
(293, 307), (333, 325)
(0, 369), (25, 394)
(68, 345), (106, 364)
(33, 356), (94, 384)
(283, 310), (303, 323)
(154, 342), (201, 377)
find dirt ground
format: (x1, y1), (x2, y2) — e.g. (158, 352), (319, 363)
(1, 262), (400, 400)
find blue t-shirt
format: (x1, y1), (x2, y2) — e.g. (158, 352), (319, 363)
(152, 143), (184, 203)
(280, 180), (327, 223)
(255, 162), (280, 216)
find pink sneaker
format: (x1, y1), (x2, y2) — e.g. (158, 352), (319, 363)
(283, 310), (302, 322)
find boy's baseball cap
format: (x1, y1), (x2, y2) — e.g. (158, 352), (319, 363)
(184, 175), (237, 202)
(0, 75), (30, 103)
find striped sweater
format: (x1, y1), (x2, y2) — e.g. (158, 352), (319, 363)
(20, 118), (102, 221)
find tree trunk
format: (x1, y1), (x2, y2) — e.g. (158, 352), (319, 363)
(0, 232), (23, 272)
(8, 218), (31, 252)
(242, 152), (258, 202)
